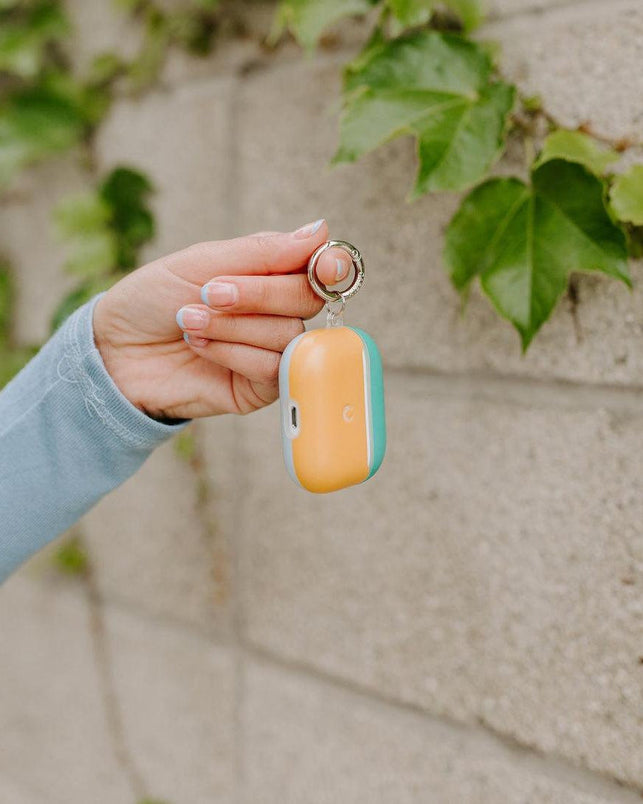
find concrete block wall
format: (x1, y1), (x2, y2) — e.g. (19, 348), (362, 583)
(1, 0), (642, 801)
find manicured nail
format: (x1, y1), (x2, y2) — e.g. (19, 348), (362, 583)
(176, 307), (208, 330)
(335, 257), (348, 282)
(184, 332), (208, 347)
(201, 281), (238, 307)
(292, 218), (325, 239)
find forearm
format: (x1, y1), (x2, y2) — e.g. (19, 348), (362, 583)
(0, 295), (187, 582)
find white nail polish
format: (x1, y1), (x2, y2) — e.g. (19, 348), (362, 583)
(293, 218), (325, 239)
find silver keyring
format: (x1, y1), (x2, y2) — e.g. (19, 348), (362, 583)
(307, 240), (365, 304)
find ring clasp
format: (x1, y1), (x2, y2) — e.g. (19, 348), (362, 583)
(307, 240), (365, 304)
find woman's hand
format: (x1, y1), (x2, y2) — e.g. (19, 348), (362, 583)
(93, 219), (353, 420)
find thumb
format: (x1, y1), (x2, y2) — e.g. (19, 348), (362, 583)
(160, 219), (330, 285)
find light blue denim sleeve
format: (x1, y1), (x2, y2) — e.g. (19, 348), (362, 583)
(0, 294), (189, 582)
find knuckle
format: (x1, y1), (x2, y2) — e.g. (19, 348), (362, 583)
(298, 278), (322, 317)
(218, 312), (238, 339)
(252, 233), (281, 271)
(288, 318), (305, 340)
(256, 278), (272, 308)
(261, 352), (281, 383)
(295, 276), (310, 306)
(253, 233), (273, 252)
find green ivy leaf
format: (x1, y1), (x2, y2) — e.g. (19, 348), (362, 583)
(54, 193), (118, 277)
(55, 192), (112, 236)
(610, 165), (643, 226)
(100, 165), (153, 209)
(174, 429), (196, 461)
(136, 798), (171, 804)
(387, 0), (433, 27)
(41, 70), (112, 126)
(0, 1), (69, 79)
(169, 10), (217, 56)
(335, 31), (514, 194)
(127, 7), (171, 92)
(536, 130), (619, 176)
(88, 51), (126, 85)
(0, 83), (86, 186)
(437, 0), (482, 30)
(388, 0), (482, 31)
(53, 167), (155, 310)
(100, 167), (155, 268)
(445, 159), (630, 349)
(271, 0), (376, 51)
(113, 0), (142, 12)
(0, 260), (12, 336)
(626, 226), (643, 259)
(62, 231), (117, 276)
(0, 260), (38, 387)
(53, 535), (88, 575)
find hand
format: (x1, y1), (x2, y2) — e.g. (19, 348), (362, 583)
(93, 219), (353, 420)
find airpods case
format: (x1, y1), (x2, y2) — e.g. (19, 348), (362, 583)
(279, 326), (386, 494)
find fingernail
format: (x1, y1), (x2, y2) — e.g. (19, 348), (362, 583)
(335, 257), (348, 282)
(292, 218), (325, 239)
(201, 281), (238, 307)
(176, 307), (208, 330)
(184, 332), (208, 347)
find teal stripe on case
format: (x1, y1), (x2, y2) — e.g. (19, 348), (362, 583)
(350, 327), (386, 478)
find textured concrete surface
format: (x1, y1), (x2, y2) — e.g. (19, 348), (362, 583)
(96, 77), (236, 260)
(0, 574), (236, 804)
(242, 658), (642, 804)
(0, 157), (89, 344)
(488, 0), (577, 17)
(105, 605), (236, 804)
(3, 0), (643, 800)
(65, 0), (142, 76)
(0, 576), (132, 804)
(489, 1), (643, 141)
(0, 776), (52, 804)
(238, 374), (643, 788)
(237, 54), (643, 386)
(83, 438), (230, 635)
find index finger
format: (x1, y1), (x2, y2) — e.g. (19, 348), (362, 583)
(160, 219), (329, 285)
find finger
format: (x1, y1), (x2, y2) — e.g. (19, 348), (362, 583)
(200, 274), (323, 318)
(176, 306), (304, 351)
(315, 246), (352, 287)
(161, 219), (329, 285)
(184, 337), (282, 384)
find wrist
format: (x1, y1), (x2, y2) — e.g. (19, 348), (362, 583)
(92, 294), (145, 414)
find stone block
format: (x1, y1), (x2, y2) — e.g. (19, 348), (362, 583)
(488, 1), (643, 141)
(96, 77), (236, 259)
(236, 41), (643, 386)
(242, 658), (641, 803)
(105, 604), (236, 803)
(83, 436), (231, 635)
(0, 157), (89, 345)
(237, 372), (643, 787)
(0, 576), (132, 803)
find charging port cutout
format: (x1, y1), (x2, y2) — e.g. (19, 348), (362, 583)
(288, 401), (300, 437)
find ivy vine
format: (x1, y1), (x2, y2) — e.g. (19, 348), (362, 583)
(1, 0), (642, 389)
(0, 0), (227, 388)
(275, 0), (643, 349)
